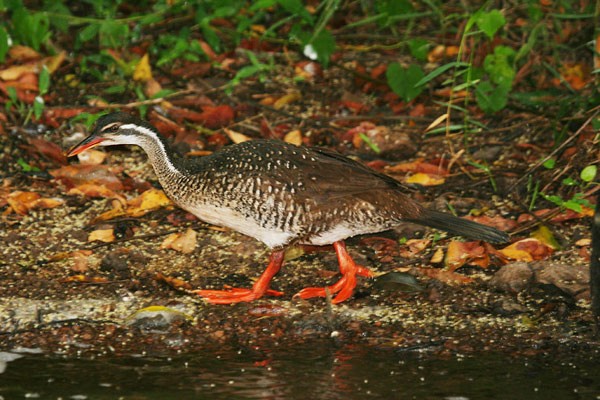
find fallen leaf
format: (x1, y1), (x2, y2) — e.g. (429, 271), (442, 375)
(224, 128), (251, 144)
(430, 247), (444, 263)
(88, 228), (115, 243)
(283, 129), (302, 146)
(531, 225), (560, 250)
(93, 188), (171, 222)
(386, 160), (447, 175)
(76, 149), (107, 165)
(399, 238), (431, 258)
(445, 240), (489, 271)
(6, 191), (64, 215)
(425, 113), (448, 132)
(273, 92), (301, 109)
(415, 267), (474, 284)
(67, 183), (120, 199)
(161, 228), (197, 254)
(155, 272), (193, 290)
(144, 78), (163, 98)
(405, 172), (445, 186)
(60, 275), (110, 284)
(70, 250), (92, 273)
(295, 61), (322, 80)
(133, 53), (153, 82)
(50, 164), (124, 191)
(8, 45), (40, 61)
(498, 238), (553, 262)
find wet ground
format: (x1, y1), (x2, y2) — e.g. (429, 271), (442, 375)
(3, 343), (600, 399)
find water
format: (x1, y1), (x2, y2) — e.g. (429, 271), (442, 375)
(1, 343), (599, 399)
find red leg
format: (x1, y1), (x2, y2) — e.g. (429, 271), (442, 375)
(194, 249), (285, 304)
(295, 241), (373, 304)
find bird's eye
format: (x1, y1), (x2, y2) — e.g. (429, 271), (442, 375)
(109, 124), (120, 132)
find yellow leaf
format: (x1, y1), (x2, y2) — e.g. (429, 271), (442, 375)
(42, 51), (66, 74)
(224, 128), (251, 144)
(88, 228), (115, 243)
(531, 225), (560, 250)
(283, 129), (302, 146)
(405, 172), (445, 186)
(273, 92), (301, 109)
(128, 188), (172, 217)
(133, 54), (153, 82)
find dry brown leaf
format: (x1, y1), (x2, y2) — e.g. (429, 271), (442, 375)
(416, 267), (474, 284)
(425, 113), (448, 132)
(498, 238), (553, 262)
(60, 275), (110, 284)
(88, 228), (115, 243)
(155, 272), (193, 290)
(445, 240), (489, 271)
(387, 160), (447, 175)
(6, 191), (64, 215)
(76, 149), (107, 165)
(71, 250), (92, 273)
(161, 228), (197, 254)
(8, 45), (40, 61)
(224, 128), (251, 144)
(50, 164), (124, 191)
(399, 238), (431, 258)
(430, 247), (444, 263)
(67, 184), (120, 199)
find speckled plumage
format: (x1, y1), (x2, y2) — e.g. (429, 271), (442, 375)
(68, 112), (508, 304)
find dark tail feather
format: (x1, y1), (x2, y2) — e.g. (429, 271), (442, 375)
(408, 209), (509, 244)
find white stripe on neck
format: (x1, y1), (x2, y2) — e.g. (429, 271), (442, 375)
(121, 123), (179, 174)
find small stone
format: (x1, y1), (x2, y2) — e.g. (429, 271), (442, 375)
(488, 262), (533, 293)
(532, 261), (590, 300)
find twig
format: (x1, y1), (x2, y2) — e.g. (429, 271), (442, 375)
(507, 109), (600, 193)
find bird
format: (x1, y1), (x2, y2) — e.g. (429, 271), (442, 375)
(67, 112), (509, 305)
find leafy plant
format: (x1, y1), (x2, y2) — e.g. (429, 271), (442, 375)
(386, 63), (425, 102)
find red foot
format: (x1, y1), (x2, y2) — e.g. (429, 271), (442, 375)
(295, 241), (372, 304)
(194, 250), (285, 305)
(194, 287), (283, 304)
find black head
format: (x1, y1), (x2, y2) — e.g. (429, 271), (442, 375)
(67, 112), (158, 156)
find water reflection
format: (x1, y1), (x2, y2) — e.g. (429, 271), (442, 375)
(1, 342), (599, 399)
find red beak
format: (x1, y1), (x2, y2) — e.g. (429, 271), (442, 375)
(67, 136), (107, 157)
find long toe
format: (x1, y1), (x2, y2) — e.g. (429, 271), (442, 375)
(194, 288), (283, 304)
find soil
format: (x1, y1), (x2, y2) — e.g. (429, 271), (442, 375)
(1, 48), (598, 359)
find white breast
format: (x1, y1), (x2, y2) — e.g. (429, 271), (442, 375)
(183, 203), (294, 248)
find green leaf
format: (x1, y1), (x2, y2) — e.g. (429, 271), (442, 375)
(17, 158), (40, 172)
(414, 61), (470, 87)
(542, 158), (556, 169)
(475, 81), (509, 113)
(483, 45), (516, 88)
(33, 96), (44, 120)
(277, 0), (313, 24)
(0, 26), (8, 63)
(475, 9), (506, 39)
(386, 62), (425, 102)
(561, 177), (577, 186)
(580, 165), (597, 182)
(302, 28), (335, 67)
(407, 38), (429, 61)
(99, 20), (129, 48)
(79, 23), (100, 43)
(38, 66), (50, 95)
(358, 132), (380, 153)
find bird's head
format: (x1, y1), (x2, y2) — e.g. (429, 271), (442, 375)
(67, 112), (156, 156)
